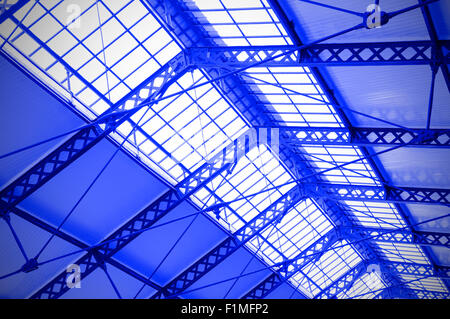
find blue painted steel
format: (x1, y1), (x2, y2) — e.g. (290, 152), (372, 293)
(1, 0), (445, 299)
(268, 0), (450, 299)
(3, 203), (162, 291)
(188, 41), (449, 67)
(150, 186), (309, 299)
(378, 287), (449, 299)
(304, 183), (450, 206)
(418, 0), (450, 91)
(272, 127), (450, 148)
(0, 54), (186, 209)
(316, 259), (450, 299)
(242, 229), (340, 299)
(381, 261), (450, 279)
(340, 226), (450, 248)
(29, 131), (252, 299)
(166, 0), (413, 297)
(315, 261), (368, 299)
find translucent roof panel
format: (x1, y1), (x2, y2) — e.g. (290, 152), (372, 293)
(299, 145), (380, 186)
(342, 200), (407, 229)
(113, 68), (249, 183)
(290, 240), (362, 298)
(248, 198), (334, 264)
(0, 0), (181, 116)
(374, 242), (430, 265)
(399, 275), (448, 293)
(337, 271), (386, 299)
(194, 143), (294, 232)
(186, 0), (293, 46)
(241, 66), (343, 127)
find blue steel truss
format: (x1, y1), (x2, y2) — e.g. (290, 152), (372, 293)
(138, 0), (353, 299)
(188, 41), (450, 67)
(242, 229), (340, 299)
(418, 0), (450, 90)
(382, 261), (450, 279)
(0, 53), (187, 209)
(315, 259), (450, 299)
(145, 0), (448, 299)
(243, 253), (450, 299)
(2, 203), (162, 291)
(315, 260), (369, 299)
(30, 130), (252, 299)
(378, 287), (450, 299)
(150, 186), (309, 299)
(273, 127), (450, 148)
(0, 0), (447, 300)
(341, 226), (450, 249)
(304, 183), (450, 206)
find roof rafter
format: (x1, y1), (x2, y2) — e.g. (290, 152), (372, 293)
(158, 0), (424, 298)
(242, 228), (340, 299)
(0, 53), (187, 208)
(268, 0), (450, 298)
(306, 183), (450, 206)
(187, 41), (449, 67)
(29, 130), (251, 299)
(1, 203), (162, 291)
(269, 126), (450, 148)
(341, 226), (449, 248)
(150, 186), (309, 299)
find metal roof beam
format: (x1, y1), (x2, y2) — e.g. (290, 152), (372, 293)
(315, 261), (369, 299)
(418, 0), (450, 91)
(304, 183), (450, 206)
(382, 261), (450, 278)
(0, 53), (187, 210)
(267, 126), (450, 148)
(187, 41), (449, 67)
(341, 226), (449, 248)
(241, 228), (340, 299)
(144, 0), (415, 298)
(1, 202), (162, 291)
(378, 287), (449, 299)
(241, 235), (450, 299)
(29, 131), (251, 299)
(150, 186), (309, 299)
(321, 259), (450, 299)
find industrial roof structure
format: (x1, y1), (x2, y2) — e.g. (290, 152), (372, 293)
(0, 0), (449, 299)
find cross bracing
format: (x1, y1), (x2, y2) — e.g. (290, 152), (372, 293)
(0, 0), (448, 299)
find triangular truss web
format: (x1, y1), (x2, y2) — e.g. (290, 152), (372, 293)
(0, 0), (448, 299)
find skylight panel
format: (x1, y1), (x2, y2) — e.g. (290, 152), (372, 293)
(242, 66), (343, 128)
(186, 0), (292, 46)
(194, 143), (294, 232)
(399, 275), (448, 293)
(291, 240), (362, 298)
(113, 68), (248, 183)
(249, 198), (334, 263)
(342, 200), (407, 229)
(298, 145), (380, 186)
(337, 271), (386, 299)
(0, 0), (180, 116)
(374, 242), (430, 265)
